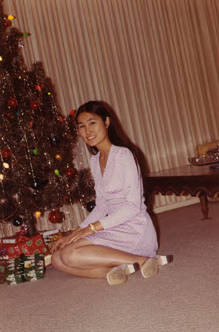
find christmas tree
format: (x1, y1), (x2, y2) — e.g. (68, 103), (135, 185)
(0, 1), (95, 236)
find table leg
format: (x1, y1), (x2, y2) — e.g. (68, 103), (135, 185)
(199, 193), (210, 219)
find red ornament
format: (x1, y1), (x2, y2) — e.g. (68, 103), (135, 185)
(30, 100), (40, 110)
(66, 167), (76, 178)
(4, 20), (12, 27)
(48, 209), (65, 224)
(7, 112), (15, 119)
(1, 147), (11, 159)
(57, 115), (63, 122)
(35, 85), (42, 92)
(69, 109), (76, 117)
(8, 97), (18, 107)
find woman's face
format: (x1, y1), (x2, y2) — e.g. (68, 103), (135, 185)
(77, 112), (110, 148)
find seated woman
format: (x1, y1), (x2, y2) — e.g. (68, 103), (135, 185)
(51, 100), (172, 285)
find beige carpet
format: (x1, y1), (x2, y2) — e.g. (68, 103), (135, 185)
(1, 202), (219, 332)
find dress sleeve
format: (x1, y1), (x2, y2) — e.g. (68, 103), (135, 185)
(99, 148), (144, 229)
(79, 156), (108, 229)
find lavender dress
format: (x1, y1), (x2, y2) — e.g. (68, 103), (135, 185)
(79, 145), (158, 257)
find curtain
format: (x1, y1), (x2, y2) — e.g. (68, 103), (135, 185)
(2, 0), (219, 236)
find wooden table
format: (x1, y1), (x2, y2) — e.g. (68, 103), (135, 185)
(144, 165), (219, 219)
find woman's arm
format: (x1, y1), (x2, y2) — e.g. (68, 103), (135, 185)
(79, 194), (108, 228)
(99, 148), (144, 229)
(78, 155), (108, 229)
(51, 221), (104, 252)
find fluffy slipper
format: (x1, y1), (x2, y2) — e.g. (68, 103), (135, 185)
(106, 263), (138, 286)
(156, 255), (174, 266)
(140, 258), (159, 278)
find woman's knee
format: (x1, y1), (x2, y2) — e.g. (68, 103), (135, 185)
(61, 246), (79, 267)
(51, 251), (62, 269)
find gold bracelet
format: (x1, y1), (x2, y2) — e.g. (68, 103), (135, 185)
(89, 223), (97, 233)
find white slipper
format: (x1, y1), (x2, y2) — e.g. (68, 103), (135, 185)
(106, 263), (138, 286)
(156, 255), (173, 266)
(140, 258), (159, 278)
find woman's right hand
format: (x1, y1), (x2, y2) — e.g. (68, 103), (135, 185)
(51, 227), (81, 253)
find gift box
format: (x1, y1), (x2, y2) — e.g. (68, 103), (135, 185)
(6, 254), (45, 285)
(0, 233), (48, 259)
(40, 229), (63, 267)
(41, 229), (63, 252)
(0, 260), (7, 284)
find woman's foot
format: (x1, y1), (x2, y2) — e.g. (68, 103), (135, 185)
(106, 263), (138, 286)
(140, 258), (159, 278)
(156, 255), (174, 266)
(106, 255), (173, 285)
(140, 255), (173, 278)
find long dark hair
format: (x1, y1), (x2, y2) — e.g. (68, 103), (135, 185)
(76, 100), (140, 166)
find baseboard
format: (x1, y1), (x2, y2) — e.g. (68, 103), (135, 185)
(154, 197), (199, 214)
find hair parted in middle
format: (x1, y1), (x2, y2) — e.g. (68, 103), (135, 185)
(76, 100), (138, 160)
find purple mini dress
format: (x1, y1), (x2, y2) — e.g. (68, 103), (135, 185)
(79, 145), (158, 257)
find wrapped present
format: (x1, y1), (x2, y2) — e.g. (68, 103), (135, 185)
(44, 254), (52, 267)
(40, 229), (63, 252)
(0, 237), (19, 259)
(0, 233), (48, 259)
(17, 233), (48, 256)
(0, 259), (7, 284)
(6, 254), (45, 285)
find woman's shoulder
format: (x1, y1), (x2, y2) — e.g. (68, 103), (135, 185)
(112, 145), (134, 160)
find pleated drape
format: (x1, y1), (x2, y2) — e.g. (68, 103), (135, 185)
(2, 0), (219, 236)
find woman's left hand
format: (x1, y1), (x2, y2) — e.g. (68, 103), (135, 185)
(65, 226), (91, 244)
(51, 226), (91, 252)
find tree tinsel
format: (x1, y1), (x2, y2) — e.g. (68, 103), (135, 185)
(0, 1), (95, 236)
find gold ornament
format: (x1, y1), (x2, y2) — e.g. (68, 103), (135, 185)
(35, 211), (41, 219)
(55, 154), (62, 160)
(8, 15), (16, 21)
(0, 174), (4, 180)
(0, 56), (3, 62)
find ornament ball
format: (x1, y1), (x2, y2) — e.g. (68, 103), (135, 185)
(32, 148), (38, 156)
(54, 169), (60, 176)
(8, 97), (18, 107)
(66, 167), (76, 177)
(30, 100), (40, 110)
(35, 85), (42, 91)
(1, 147), (11, 159)
(34, 211), (41, 219)
(48, 209), (65, 223)
(55, 154), (62, 160)
(13, 217), (23, 227)
(69, 109), (76, 116)
(4, 20), (12, 27)
(86, 200), (96, 212)
(23, 32), (31, 37)
(8, 15), (16, 20)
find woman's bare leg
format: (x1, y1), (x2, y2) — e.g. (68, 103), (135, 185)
(52, 238), (146, 279)
(52, 249), (111, 278)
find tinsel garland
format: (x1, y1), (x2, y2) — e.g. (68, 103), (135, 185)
(0, 1), (95, 235)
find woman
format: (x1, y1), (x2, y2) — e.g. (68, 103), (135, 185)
(51, 101), (172, 285)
